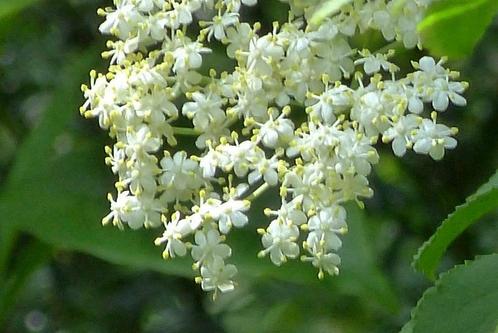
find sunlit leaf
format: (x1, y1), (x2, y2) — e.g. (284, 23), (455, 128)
(418, 0), (498, 58)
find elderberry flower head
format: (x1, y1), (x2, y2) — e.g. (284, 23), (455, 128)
(82, 0), (468, 297)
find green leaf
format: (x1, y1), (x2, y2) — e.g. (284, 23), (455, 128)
(418, 0), (498, 58)
(413, 170), (498, 279)
(0, 0), (41, 19)
(310, 0), (352, 26)
(403, 254), (498, 333)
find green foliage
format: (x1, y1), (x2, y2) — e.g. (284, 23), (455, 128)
(413, 170), (498, 279)
(402, 254), (498, 333)
(418, 0), (498, 58)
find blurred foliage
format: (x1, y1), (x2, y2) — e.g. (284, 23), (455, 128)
(0, 0), (496, 332)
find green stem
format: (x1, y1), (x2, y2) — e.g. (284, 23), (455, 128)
(172, 126), (201, 136)
(246, 182), (270, 201)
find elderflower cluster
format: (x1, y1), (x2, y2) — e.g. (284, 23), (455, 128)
(81, 0), (468, 296)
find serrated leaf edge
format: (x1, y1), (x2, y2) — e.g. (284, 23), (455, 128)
(403, 254), (498, 333)
(412, 171), (498, 278)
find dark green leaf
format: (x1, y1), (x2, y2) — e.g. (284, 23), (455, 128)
(413, 170), (498, 279)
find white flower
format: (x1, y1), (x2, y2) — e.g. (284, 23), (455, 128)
(413, 115), (458, 160)
(99, 3), (143, 41)
(306, 84), (352, 124)
(189, 195), (223, 230)
(267, 197), (308, 226)
(372, 9), (395, 41)
(303, 250), (341, 279)
(334, 128), (379, 176)
(314, 36), (354, 80)
(355, 50), (397, 74)
(199, 257), (238, 293)
(172, 2), (195, 26)
(159, 151), (203, 202)
(154, 212), (192, 258)
(247, 35), (284, 75)
(125, 125), (161, 159)
(203, 12), (239, 41)
(356, 91), (391, 135)
(191, 229), (232, 267)
(217, 199), (250, 233)
(259, 220), (300, 266)
(105, 145), (126, 175)
(432, 78), (468, 111)
(136, 0), (155, 12)
(124, 158), (159, 194)
(225, 22), (253, 58)
(103, 191), (144, 229)
(411, 56), (449, 99)
(134, 89), (178, 119)
(219, 140), (258, 177)
(307, 206), (347, 251)
(257, 110), (295, 148)
(172, 38), (211, 73)
(199, 147), (224, 178)
(247, 155), (279, 186)
(382, 114), (421, 156)
(333, 172), (374, 203)
(182, 92), (225, 131)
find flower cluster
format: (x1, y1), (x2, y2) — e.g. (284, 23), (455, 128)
(81, 0), (468, 296)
